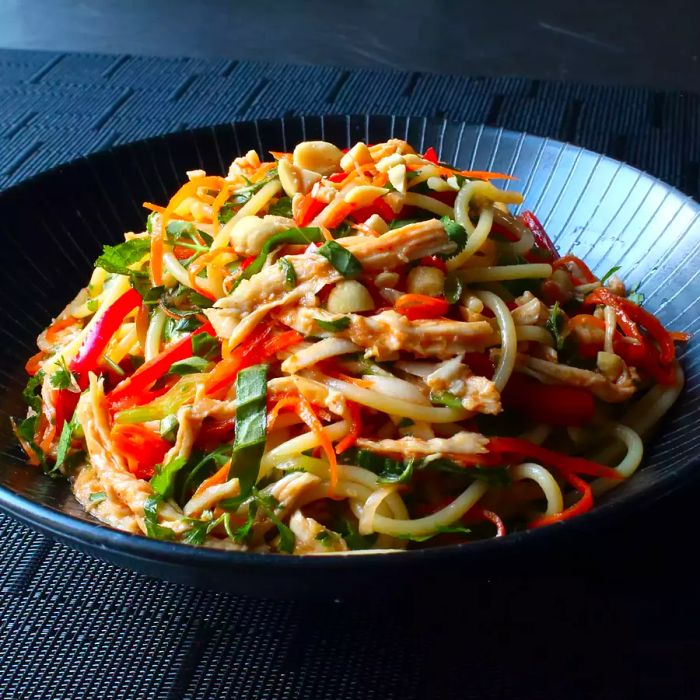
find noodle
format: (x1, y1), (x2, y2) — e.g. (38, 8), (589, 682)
(16, 137), (688, 554)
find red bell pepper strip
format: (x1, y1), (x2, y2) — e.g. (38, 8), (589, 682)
(520, 211), (559, 260)
(528, 472), (593, 528)
(463, 507), (506, 537)
(327, 172), (348, 183)
(585, 287), (676, 365)
(295, 193), (326, 227)
(553, 255), (597, 285)
(70, 288), (142, 389)
(394, 294), (449, 320)
(107, 321), (215, 410)
(25, 350), (46, 376)
(418, 256), (448, 272)
(350, 196), (397, 224)
(111, 423), (170, 480)
(502, 374), (595, 426)
(51, 288), (142, 434)
(335, 401), (362, 454)
(423, 146), (439, 164)
(487, 437), (621, 480)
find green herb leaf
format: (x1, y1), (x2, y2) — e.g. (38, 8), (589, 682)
(218, 171), (279, 223)
(49, 357), (76, 390)
(95, 239), (151, 277)
(315, 316), (351, 332)
(168, 356), (211, 376)
(278, 257), (297, 290)
(22, 371), (45, 413)
(318, 240), (363, 278)
(223, 364), (268, 509)
(143, 495), (176, 540)
(254, 491), (295, 553)
(182, 514), (224, 545)
(150, 456), (188, 500)
(421, 457), (512, 486)
(55, 412), (79, 472)
(142, 285), (165, 306)
(429, 391), (464, 410)
(356, 449), (413, 484)
(600, 265), (621, 285)
(178, 444), (232, 505)
(397, 417), (414, 429)
(546, 301), (566, 351)
(444, 271), (463, 305)
(192, 332), (220, 360)
(440, 216), (467, 256)
(336, 517), (377, 550)
(89, 491), (106, 504)
(268, 196), (293, 217)
(395, 524), (473, 542)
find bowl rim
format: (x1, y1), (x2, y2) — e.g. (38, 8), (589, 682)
(0, 113), (697, 572)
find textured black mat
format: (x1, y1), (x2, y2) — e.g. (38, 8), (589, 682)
(1, 49), (699, 700)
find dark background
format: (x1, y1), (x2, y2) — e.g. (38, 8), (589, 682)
(0, 2), (699, 699)
(0, 0), (698, 92)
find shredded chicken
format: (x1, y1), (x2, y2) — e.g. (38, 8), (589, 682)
(277, 307), (494, 360)
(183, 478), (240, 518)
(518, 354), (637, 403)
(289, 510), (349, 554)
(205, 219), (454, 346)
(511, 291), (549, 326)
(426, 355), (502, 414)
(77, 376), (187, 535)
(356, 431), (489, 458)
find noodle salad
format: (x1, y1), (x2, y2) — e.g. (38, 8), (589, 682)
(14, 139), (688, 553)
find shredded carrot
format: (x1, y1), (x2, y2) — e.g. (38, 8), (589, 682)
(670, 331), (691, 342)
(317, 199), (354, 229)
(150, 175), (226, 286)
(187, 247), (236, 300)
(335, 401), (362, 454)
(251, 161), (278, 182)
(209, 184), (232, 235)
(193, 459), (231, 496)
(45, 317), (78, 344)
(25, 349), (46, 376)
(269, 151), (292, 160)
(268, 393), (338, 493)
(528, 472), (593, 528)
(319, 225), (334, 241)
(372, 171), (388, 187)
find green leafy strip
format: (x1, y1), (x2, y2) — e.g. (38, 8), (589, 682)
(315, 316), (351, 332)
(278, 257), (297, 290)
(318, 240), (363, 278)
(143, 495), (175, 541)
(218, 170), (279, 224)
(150, 455), (188, 500)
(395, 524), (473, 543)
(168, 356), (212, 376)
(429, 391), (464, 410)
(22, 371), (45, 412)
(222, 364), (268, 510)
(599, 265), (621, 285)
(192, 332), (220, 360)
(229, 489), (296, 553)
(235, 227), (323, 288)
(444, 271), (463, 305)
(88, 491), (106, 504)
(545, 301), (566, 351)
(268, 196), (293, 218)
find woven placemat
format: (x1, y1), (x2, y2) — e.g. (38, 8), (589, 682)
(0, 50), (699, 700)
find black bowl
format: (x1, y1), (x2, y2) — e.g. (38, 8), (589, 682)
(0, 115), (697, 596)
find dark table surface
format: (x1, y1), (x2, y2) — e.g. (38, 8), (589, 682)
(0, 2), (699, 697)
(0, 0), (698, 92)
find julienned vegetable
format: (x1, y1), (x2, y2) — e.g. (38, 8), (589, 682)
(15, 136), (689, 554)
(225, 363), (268, 508)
